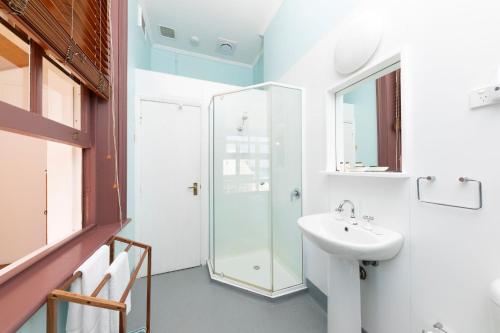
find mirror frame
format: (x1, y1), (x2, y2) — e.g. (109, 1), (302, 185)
(326, 53), (407, 176)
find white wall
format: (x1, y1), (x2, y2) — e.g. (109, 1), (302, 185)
(275, 0), (500, 332)
(134, 69), (240, 263)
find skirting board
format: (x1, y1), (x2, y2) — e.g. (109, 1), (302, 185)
(305, 278), (327, 313)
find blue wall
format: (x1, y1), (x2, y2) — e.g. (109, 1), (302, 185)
(127, 0), (152, 221)
(263, 0), (359, 81)
(344, 81), (378, 166)
(253, 53), (264, 84)
(17, 303), (67, 333)
(150, 47), (254, 86)
(128, 0), (151, 71)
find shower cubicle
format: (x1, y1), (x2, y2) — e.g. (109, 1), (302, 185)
(208, 83), (305, 297)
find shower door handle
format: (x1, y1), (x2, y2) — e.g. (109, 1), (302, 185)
(290, 188), (301, 201)
(188, 182), (199, 196)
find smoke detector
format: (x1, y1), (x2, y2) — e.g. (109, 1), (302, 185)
(217, 37), (237, 55)
(159, 25), (176, 39)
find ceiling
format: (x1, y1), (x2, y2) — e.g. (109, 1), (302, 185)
(142, 0), (284, 65)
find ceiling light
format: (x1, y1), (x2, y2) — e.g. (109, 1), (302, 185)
(190, 36), (200, 47)
(217, 37), (237, 55)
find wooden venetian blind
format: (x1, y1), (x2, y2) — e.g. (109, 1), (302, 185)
(1, 0), (111, 99)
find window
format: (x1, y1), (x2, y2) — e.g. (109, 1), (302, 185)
(0, 130), (82, 268)
(0, 2), (127, 329)
(222, 135), (271, 194)
(43, 58), (82, 129)
(0, 20), (86, 274)
(0, 22), (30, 111)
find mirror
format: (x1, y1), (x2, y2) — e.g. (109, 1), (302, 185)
(335, 62), (402, 172)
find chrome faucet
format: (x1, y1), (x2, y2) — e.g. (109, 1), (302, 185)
(335, 200), (357, 224)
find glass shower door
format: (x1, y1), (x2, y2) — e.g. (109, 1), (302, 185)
(270, 85), (303, 291)
(211, 87), (273, 292)
(209, 83), (304, 296)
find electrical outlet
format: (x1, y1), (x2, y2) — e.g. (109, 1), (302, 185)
(470, 86), (500, 109)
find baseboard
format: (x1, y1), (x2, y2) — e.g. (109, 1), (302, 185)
(305, 278), (327, 313)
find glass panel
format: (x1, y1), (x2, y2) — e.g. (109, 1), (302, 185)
(209, 84), (303, 294)
(270, 86), (303, 291)
(209, 101), (214, 269)
(212, 87), (272, 291)
(46, 140), (83, 244)
(0, 23), (30, 110)
(0, 130), (82, 273)
(43, 58), (81, 129)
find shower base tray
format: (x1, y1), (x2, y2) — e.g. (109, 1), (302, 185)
(207, 259), (307, 299)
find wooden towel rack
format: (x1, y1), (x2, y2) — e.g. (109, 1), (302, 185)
(46, 236), (152, 333)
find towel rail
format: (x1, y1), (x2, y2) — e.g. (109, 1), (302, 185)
(46, 236), (152, 333)
(120, 247), (148, 303)
(416, 176), (483, 210)
(91, 273), (112, 297)
(59, 270), (82, 291)
(124, 242), (134, 252)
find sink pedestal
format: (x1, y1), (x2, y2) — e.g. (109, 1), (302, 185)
(328, 255), (361, 333)
(298, 213), (404, 333)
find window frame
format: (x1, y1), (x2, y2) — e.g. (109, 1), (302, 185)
(0, 19), (92, 274)
(0, 28), (92, 147)
(0, 1), (128, 329)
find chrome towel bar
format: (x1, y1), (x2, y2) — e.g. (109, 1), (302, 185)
(416, 176), (483, 210)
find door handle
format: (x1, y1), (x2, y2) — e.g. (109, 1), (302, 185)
(188, 182), (198, 196)
(290, 188), (301, 201)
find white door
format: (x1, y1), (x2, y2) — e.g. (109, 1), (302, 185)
(137, 99), (201, 275)
(342, 103), (356, 166)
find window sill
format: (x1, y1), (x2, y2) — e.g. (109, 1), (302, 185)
(0, 219), (130, 332)
(321, 170), (410, 179)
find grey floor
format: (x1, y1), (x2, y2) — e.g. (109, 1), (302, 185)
(127, 266), (327, 333)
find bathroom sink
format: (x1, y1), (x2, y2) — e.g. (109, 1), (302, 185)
(297, 213), (403, 261)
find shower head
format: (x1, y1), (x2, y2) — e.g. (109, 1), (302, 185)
(237, 112), (248, 132)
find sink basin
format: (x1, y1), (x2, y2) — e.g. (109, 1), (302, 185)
(297, 213), (403, 261)
(298, 213), (404, 333)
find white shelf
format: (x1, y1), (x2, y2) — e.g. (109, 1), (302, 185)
(321, 170), (410, 179)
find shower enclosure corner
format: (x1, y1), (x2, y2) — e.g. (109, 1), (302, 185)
(208, 82), (305, 298)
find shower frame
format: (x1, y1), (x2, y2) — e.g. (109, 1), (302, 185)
(207, 82), (306, 298)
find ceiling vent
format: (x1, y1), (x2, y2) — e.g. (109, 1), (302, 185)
(217, 37), (237, 55)
(159, 25), (176, 39)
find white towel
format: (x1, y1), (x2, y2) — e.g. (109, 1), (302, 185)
(66, 245), (110, 333)
(106, 251), (132, 333)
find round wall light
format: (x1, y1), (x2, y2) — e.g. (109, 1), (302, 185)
(334, 12), (383, 75)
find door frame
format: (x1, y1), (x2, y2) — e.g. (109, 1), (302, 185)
(134, 94), (204, 271)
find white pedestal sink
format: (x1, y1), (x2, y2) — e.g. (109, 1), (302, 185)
(298, 213), (404, 333)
